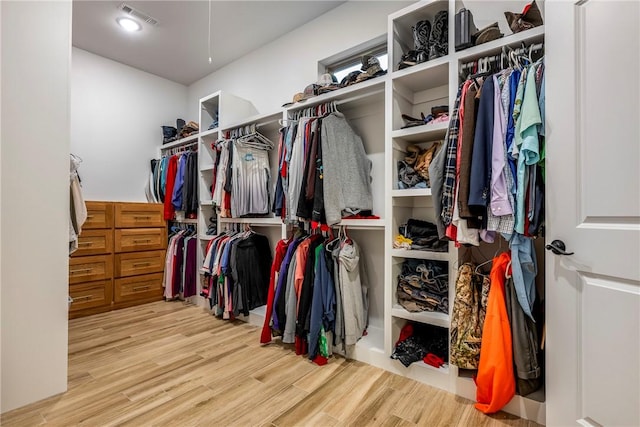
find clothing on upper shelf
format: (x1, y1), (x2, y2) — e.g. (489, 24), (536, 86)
(148, 150), (198, 220)
(261, 231), (368, 363)
(273, 108), (374, 226)
(163, 228), (198, 300)
(200, 229), (272, 319)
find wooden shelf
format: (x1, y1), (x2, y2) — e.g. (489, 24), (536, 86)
(391, 304), (450, 328)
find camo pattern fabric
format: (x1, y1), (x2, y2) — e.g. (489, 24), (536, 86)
(450, 263), (490, 369)
(429, 10), (449, 60)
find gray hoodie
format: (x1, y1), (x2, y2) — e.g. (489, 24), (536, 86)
(338, 239), (367, 347)
(321, 112), (373, 225)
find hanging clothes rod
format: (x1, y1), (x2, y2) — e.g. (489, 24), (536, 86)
(460, 42), (544, 71)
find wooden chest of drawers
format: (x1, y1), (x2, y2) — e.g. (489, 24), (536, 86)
(69, 201), (166, 318)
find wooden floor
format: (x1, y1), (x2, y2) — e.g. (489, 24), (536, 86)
(1, 302), (541, 427)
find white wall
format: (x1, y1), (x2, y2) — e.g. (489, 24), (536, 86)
(1, 0), (72, 413)
(71, 48), (188, 202)
(187, 1), (412, 118)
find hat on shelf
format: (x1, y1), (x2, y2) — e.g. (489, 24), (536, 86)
(340, 70), (363, 87)
(317, 73), (340, 94)
(504, 0), (543, 34)
(355, 54), (386, 83)
(282, 84), (319, 107)
(472, 22), (504, 46)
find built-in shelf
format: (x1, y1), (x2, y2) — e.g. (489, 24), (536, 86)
(390, 56), (449, 92)
(391, 188), (432, 198)
(218, 217), (282, 226)
(169, 218), (198, 224)
(160, 133), (199, 150)
(390, 248), (449, 262)
(220, 111), (282, 136)
(199, 235), (215, 241)
(390, 121), (449, 142)
(285, 77), (386, 112)
(200, 200), (215, 206)
(200, 164), (215, 172)
(455, 26), (545, 62)
(336, 218), (385, 229)
(391, 304), (450, 328)
(199, 128), (219, 140)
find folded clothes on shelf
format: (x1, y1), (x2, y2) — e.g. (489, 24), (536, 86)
(397, 258), (449, 314)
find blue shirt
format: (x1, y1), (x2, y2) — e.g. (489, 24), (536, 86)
(172, 153), (188, 211)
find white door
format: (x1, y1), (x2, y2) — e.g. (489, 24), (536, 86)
(546, 1), (640, 426)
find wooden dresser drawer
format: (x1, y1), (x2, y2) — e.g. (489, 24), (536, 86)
(73, 229), (113, 257)
(69, 280), (113, 311)
(69, 255), (113, 284)
(114, 273), (163, 303)
(84, 201), (114, 229)
(115, 250), (165, 277)
(115, 228), (166, 253)
(115, 203), (165, 228)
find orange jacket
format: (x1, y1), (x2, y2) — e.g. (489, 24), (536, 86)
(475, 251), (515, 413)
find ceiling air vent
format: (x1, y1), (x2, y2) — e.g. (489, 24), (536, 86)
(118, 3), (159, 26)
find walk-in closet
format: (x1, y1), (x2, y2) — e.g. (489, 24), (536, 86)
(2, 1), (638, 426)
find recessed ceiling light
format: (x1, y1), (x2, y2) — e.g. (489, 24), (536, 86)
(116, 17), (142, 32)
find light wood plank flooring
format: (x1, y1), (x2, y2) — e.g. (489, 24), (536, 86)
(1, 302), (541, 426)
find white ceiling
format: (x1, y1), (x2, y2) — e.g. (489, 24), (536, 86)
(72, 1), (345, 85)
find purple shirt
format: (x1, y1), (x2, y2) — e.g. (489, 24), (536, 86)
(490, 73), (513, 217)
(272, 238), (302, 330)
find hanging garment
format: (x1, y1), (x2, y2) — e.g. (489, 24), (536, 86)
(450, 263), (490, 369)
(260, 239), (290, 343)
(504, 275), (542, 396)
(475, 251), (515, 414)
(231, 144), (271, 217)
(308, 243), (336, 361)
(321, 112), (373, 225)
(338, 238), (367, 348)
(163, 155), (179, 220)
(69, 154), (87, 254)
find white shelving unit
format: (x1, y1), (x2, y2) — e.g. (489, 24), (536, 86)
(155, 4), (546, 422)
(384, 2), (546, 424)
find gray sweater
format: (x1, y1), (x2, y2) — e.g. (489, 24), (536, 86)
(321, 113), (373, 225)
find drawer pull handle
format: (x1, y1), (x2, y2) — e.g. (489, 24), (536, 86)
(134, 216), (152, 220)
(133, 262), (151, 267)
(86, 215), (95, 219)
(132, 239), (152, 244)
(75, 295), (93, 301)
(70, 268), (93, 274)
(133, 286), (150, 292)
(78, 242), (93, 247)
